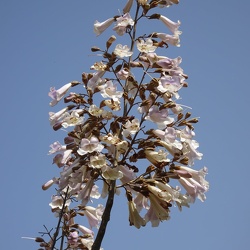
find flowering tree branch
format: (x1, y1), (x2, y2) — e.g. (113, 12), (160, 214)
(29, 1), (209, 249)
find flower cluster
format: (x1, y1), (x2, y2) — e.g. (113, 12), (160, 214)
(36, 1), (209, 249)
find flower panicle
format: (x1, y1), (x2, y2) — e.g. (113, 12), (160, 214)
(38, 1), (209, 249)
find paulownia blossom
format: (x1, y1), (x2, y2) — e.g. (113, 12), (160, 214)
(36, 1), (209, 250)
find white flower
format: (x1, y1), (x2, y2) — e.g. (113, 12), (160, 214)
(48, 82), (72, 107)
(94, 17), (115, 36)
(98, 80), (123, 101)
(179, 176), (208, 203)
(87, 70), (105, 90)
(145, 149), (170, 166)
(113, 13), (134, 36)
(49, 195), (71, 210)
(90, 61), (107, 71)
(89, 154), (107, 169)
(122, 118), (140, 137)
(159, 15), (182, 35)
(136, 38), (157, 53)
(114, 44), (133, 58)
(102, 167), (123, 180)
(156, 32), (180, 47)
(88, 104), (104, 117)
(49, 107), (69, 126)
(128, 200), (146, 228)
(61, 110), (84, 128)
(83, 204), (104, 229)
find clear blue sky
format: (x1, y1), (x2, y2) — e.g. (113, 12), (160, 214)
(1, 0), (249, 249)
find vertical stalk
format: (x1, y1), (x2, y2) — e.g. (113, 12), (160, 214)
(91, 180), (116, 250)
(50, 187), (69, 250)
(93, 4), (141, 250)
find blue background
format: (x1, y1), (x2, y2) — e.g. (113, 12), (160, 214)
(1, 0), (249, 249)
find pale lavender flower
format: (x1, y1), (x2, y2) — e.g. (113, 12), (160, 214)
(77, 136), (104, 156)
(159, 15), (181, 35)
(156, 32), (180, 47)
(179, 176), (208, 202)
(182, 140), (203, 165)
(87, 70), (105, 90)
(145, 105), (174, 129)
(134, 193), (149, 212)
(67, 231), (78, 248)
(48, 82), (72, 107)
(77, 180), (100, 206)
(83, 204), (104, 229)
(145, 191), (170, 226)
(74, 224), (94, 237)
(122, 118), (140, 137)
(48, 141), (66, 154)
(117, 165), (137, 184)
(153, 128), (183, 155)
(94, 17), (115, 36)
(175, 166), (209, 192)
(113, 13), (134, 36)
(157, 74), (184, 98)
(156, 56), (183, 75)
(49, 107), (69, 126)
(117, 68), (129, 80)
(98, 80), (123, 101)
(52, 149), (72, 167)
(178, 126), (203, 165)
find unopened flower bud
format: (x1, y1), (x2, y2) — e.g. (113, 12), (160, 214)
(106, 35), (116, 50)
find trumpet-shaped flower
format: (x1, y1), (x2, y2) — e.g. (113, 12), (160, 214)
(159, 15), (181, 35)
(122, 118), (140, 137)
(145, 105), (174, 129)
(83, 204), (104, 229)
(61, 110), (84, 128)
(48, 141), (66, 154)
(156, 32), (181, 47)
(179, 176), (208, 202)
(49, 195), (71, 210)
(157, 74), (184, 98)
(98, 80), (123, 101)
(77, 136), (104, 156)
(48, 83), (72, 107)
(94, 17), (115, 36)
(145, 149), (170, 166)
(113, 13), (134, 36)
(128, 200), (146, 228)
